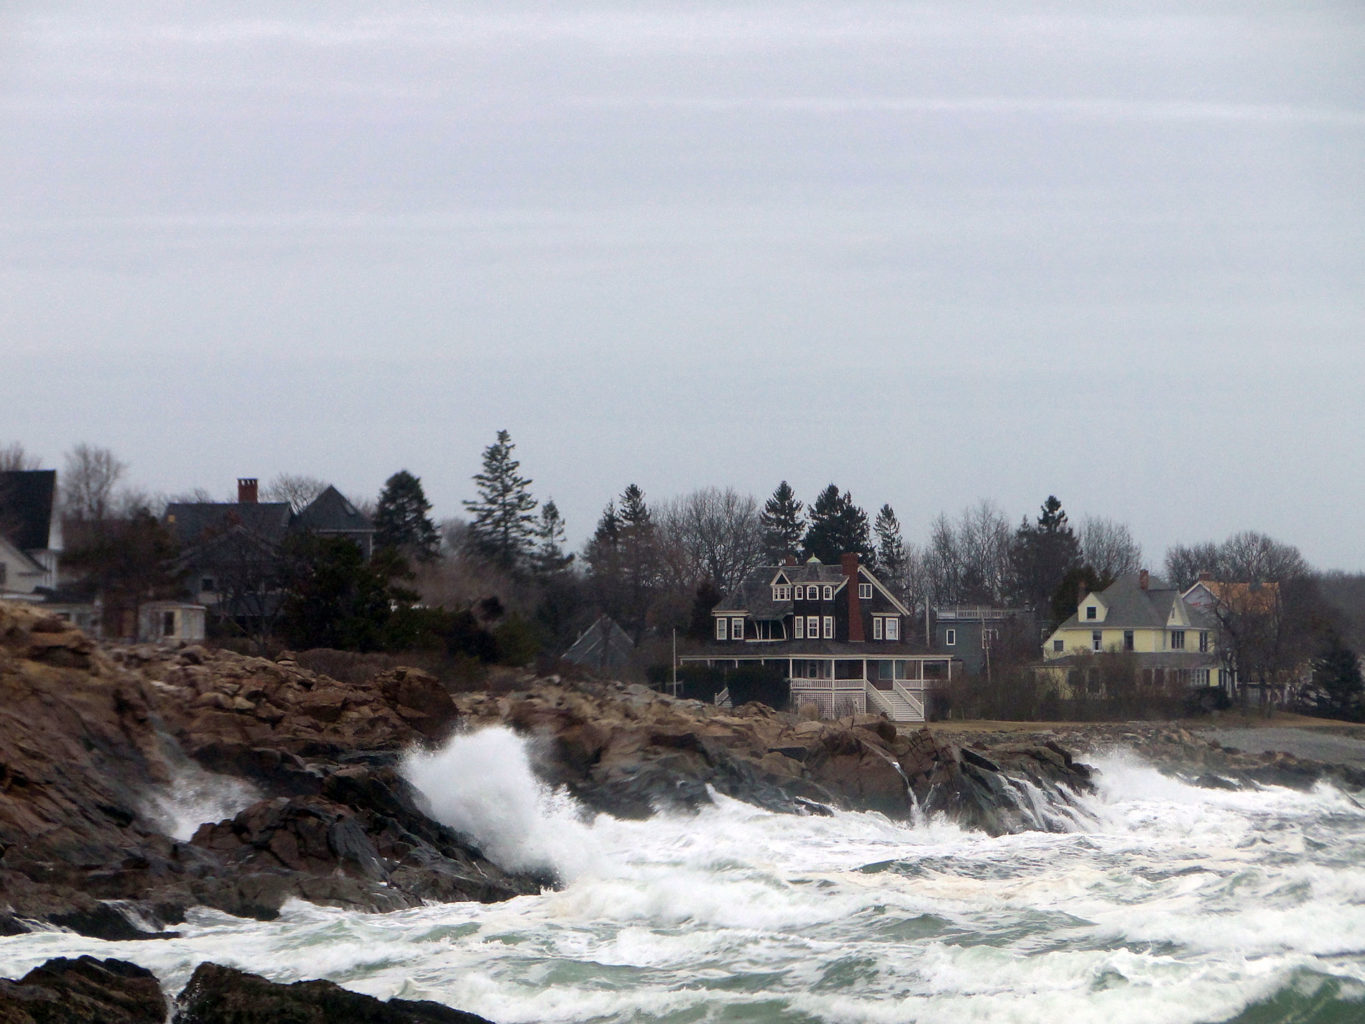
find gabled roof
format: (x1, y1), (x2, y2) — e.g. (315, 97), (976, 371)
(294, 485), (372, 534)
(164, 501), (293, 547)
(563, 615), (635, 670)
(715, 561), (849, 617)
(1184, 579), (1279, 616)
(0, 470), (56, 551)
(1059, 572), (1215, 631)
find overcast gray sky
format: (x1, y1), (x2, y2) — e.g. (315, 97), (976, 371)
(4, 1), (1363, 569)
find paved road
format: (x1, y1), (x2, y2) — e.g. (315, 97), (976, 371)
(1207, 727), (1365, 766)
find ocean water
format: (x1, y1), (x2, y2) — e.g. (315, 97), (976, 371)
(4, 727), (1365, 1024)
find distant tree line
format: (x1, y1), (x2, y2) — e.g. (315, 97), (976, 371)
(3, 436), (1361, 719)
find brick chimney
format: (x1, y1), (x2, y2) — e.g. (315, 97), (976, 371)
(237, 478), (258, 504)
(1077, 580), (1088, 606)
(842, 553), (865, 642)
(1139, 569), (1149, 591)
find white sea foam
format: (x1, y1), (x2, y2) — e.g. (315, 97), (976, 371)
(401, 726), (596, 879)
(144, 761), (260, 841)
(6, 737), (1365, 1024)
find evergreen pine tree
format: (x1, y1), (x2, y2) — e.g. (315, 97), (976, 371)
(874, 504), (907, 590)
(464, 430), (538, 571)
(802, 484), (874, 565)
(759, 481), (805, 563)
(1008, 495), (1082, 621)
(374, 470), (440, 561)
(528, 499), (574, 578)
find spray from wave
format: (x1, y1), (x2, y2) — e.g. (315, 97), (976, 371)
(401, 726), (596, 880)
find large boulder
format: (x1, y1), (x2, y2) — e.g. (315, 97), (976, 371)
(0, 957), (166, 1024)
(172, 962), (494, 1024)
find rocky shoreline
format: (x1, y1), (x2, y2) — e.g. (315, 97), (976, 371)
(2, 599), (1362, 1021)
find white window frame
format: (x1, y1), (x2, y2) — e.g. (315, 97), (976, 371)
(886, 617), (900, 641)
(794, 585), (804, 600)
(774, 585), (790, 601)
(807, 615), (820, 638)
(945, 628), (956, 646)
(858, 583), (873, 600)
(823, 585), (834, 600)
(731, 616), (744, 640)
(715, 617), (728, 641)
(873, 618), (883, 640)
(822, 615), (834, 639)
(794, 616), (805, 639)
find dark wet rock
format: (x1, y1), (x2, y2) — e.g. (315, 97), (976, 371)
(0, 956), (166, 1024)
(0, 600), (539, 934)
(172, 962), (494, 1024)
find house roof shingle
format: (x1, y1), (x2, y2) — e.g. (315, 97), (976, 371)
(164, 501), (293, 547)
(294, 485), (373, 535)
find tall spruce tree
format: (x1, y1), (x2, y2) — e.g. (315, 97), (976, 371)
(802, 484), (874, 565)
(374, 470), (440, 561)
(464, 429), (538, 570)
(874, 504), (908, 593)
(759, 481), (805, 563)
(1009, 495), (1082, 622)
(529, 499), (574, 578)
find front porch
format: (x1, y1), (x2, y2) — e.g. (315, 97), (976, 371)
(689, 652), (957, 723)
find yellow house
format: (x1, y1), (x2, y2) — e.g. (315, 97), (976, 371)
(1042, 570), (1226, 690)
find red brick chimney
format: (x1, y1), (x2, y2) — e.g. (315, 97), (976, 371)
(238, 478), (258, 504)
(1139, 569), (1149, 591)
(1077, 580), (1088, 606)
(842, 553), (865, 642)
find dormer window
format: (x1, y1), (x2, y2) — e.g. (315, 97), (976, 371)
(773, 584), (791, 601)
(1085, 606), (1097, 620)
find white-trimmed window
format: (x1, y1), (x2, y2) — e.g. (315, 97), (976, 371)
(807, 615), (820, 638)
(822, 615), (834, 639)
(873, 618), (883, 640)
(823, 585), (834, 600)
(794, 585), (804, 600)
(794, 616), (805, 639)
(886, 617), (900, 641)
(945, 628), (956, 646)
(731, 617), (744, 640)
(773, 584), (790, 601)
(858, 583), (873, 600)
(715, 617), (728, 641)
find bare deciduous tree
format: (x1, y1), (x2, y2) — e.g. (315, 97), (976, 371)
(1078, 515), (1143, 583)
(923, 501), (1012, 606)
(61, 443), (127, 523)
(656, 487), (764, 598)
(0, 443), (41, 471)
(263, 473), (328, 514)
